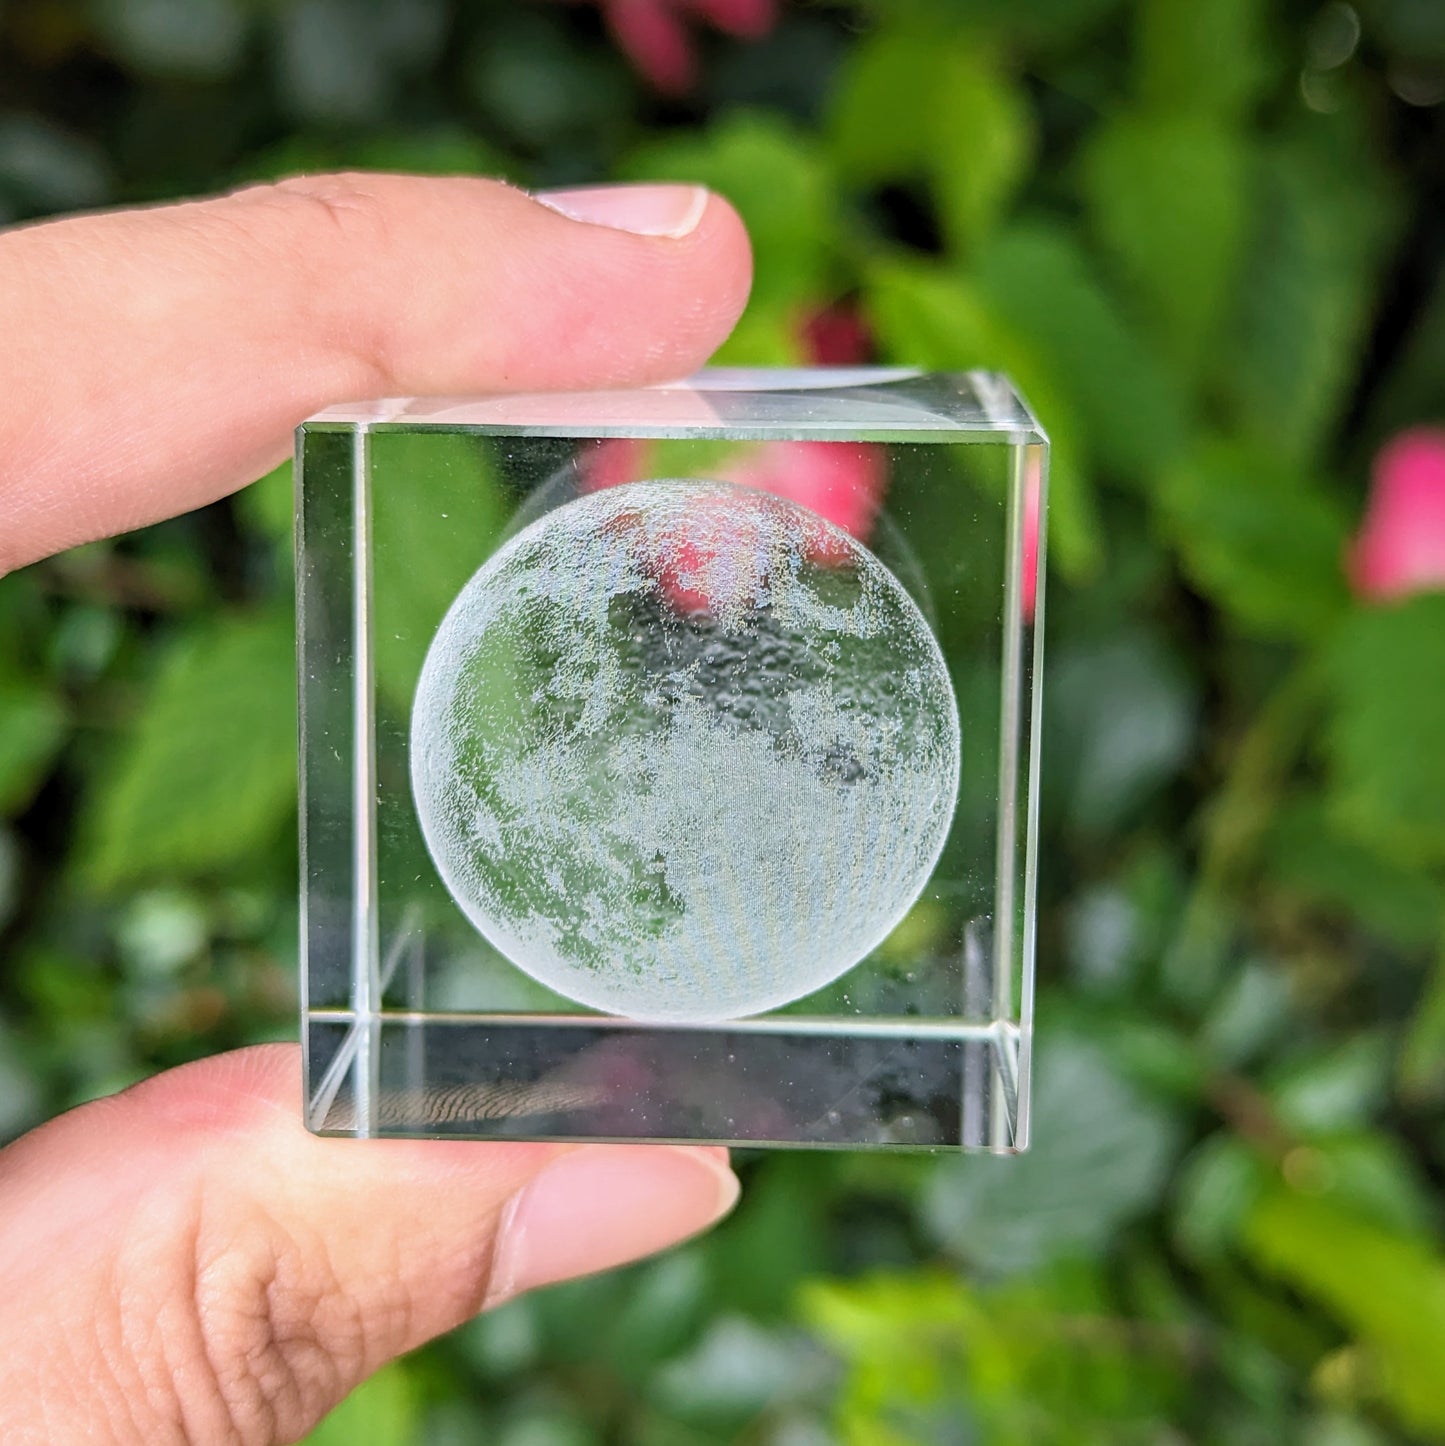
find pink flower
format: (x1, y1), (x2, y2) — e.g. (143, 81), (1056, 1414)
(580, 436), (888, 614)
(577, 303), (891, 615)
(581, 437), (885, 548)
(582, 435), (649, 494)
(716, 440), (885, 553)
(1021, 449), (1042, 625)
(558, 0), (777, 94)
(1349, 428), (1445, 602)
(800, 302), (874, 366)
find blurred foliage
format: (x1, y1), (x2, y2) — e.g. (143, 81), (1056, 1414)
(2, 0), (1445, 1442)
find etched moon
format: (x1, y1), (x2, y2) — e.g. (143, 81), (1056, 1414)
(410, 478), (960, 1022)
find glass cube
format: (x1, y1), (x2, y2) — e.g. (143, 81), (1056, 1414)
(297, 367), (1046, 1151)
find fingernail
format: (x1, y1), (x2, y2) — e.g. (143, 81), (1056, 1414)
(534, 183), (710, 238)
(485, 1145), (739, 1306)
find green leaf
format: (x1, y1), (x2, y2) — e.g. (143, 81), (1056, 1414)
(1306, 1134), (1438, 1239)
(708, 1157), (832, 1320)
(1265, 1034), (1391, 1135)
(1366, 268), (1445, 445)
(238, 458), (294, 549)
(463, 6), (632, 154)
(1046, 627), (1199, 833)
(1157, 440), (1352, 639)
(1265, 799), (1445, 951)
(922, 1032), (1181, 1273)
(930, 49), (1034, 256)
(86, 613), (295, 889)
(827, 28), (939, 183)
(274, 0), (447, 128)
(1173, 1135), (1268, 1261)
(1065, 847), (1189, 991)
(344, 126), (506, 176)
(1303, 1413), (1395, 1446)
(115, 888), (209, 978)
(830, 30), (1031, 255)
(711, 302), (806, 367)
(494, 1404), (597, 1446)
(1136, 0), (1272, 120)
(0, 114), (110, 216)
(1199, 959), (1294, 1067)
(623, 113), (836, 310)
(369, 431), (507, 707)
(0, 1013), (41, 1138)
(914, 0), (1128, 50)
(0, 684), (67, 815)
(803, 1272), (974, 1446)
(1325, 596), (1445, 865)
(1099, 1016), (1211, 1101)
(91, 0), (248, 81)
(1401, 940), (1445, 1101)
(301, 1361), (418, 1445)
(807, 1262), (1190, 1442)
(975, 223), (1190, 479)
(863, 257), (1102, 577)
(651, 1317), (828, 1426)
(453, 1298), (541, 1382)
(1081, 111), (1250, 380)
(240, 126), (505, 187)
(1244, 1187), (1445, 1435)
(604, 1252), (708, 1378)
(1224, 134), (1398, 462)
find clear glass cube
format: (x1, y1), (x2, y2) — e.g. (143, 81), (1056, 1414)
(297, 368), (1046, 1151)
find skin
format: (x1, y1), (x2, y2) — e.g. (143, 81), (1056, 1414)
(0, 173), (754, 1444)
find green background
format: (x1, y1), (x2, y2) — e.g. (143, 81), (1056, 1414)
(3, 0), (1445, 1441)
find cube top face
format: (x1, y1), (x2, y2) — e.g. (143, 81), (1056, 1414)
(305, 367), (1046, 442)
(298, 368), (1045, 1152)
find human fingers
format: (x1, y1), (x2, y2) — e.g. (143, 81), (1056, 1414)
(0, 174), (751, 571)
(0, 1044), (738, 1445)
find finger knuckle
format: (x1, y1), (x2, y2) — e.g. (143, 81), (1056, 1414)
(268, 172), (395, 251)
(187, 1211), (350, 1442)
(82, 1176), (418, 1445)
(129, 1184), (409, 1446)
(223, 173), (402, 393)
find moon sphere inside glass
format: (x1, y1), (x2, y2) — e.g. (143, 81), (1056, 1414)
(410, 478), (960, 1022)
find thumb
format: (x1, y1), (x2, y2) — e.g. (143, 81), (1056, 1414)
(0, 1045), (738, 1445)
(0, 173), (752, 569)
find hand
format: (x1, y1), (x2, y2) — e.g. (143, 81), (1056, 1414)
(0, 174), (752, 1444)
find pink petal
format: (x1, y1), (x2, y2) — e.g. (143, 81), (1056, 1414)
(579, 436), (650, 493)
(577, 437), (890, 616)
(582, 437), (888, 545)
(717, 440), (887, 547)
(1348, 427), (1445, 602)
(1021, 451), (1042, 625)
(800, 303), (874, 365)
(603, 0), (698, 93)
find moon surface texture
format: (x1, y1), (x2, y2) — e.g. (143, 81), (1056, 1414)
(411, 478), (959, 1022)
